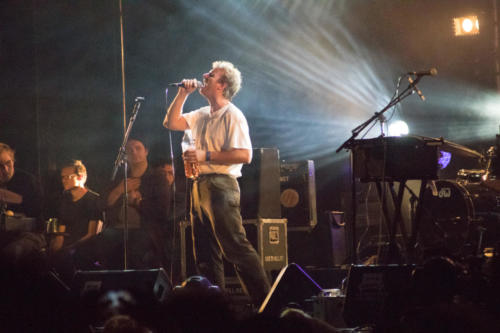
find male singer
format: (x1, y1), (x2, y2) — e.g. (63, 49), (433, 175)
(163, 61), (270, 306)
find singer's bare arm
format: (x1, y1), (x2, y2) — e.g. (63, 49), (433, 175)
(184, 148), (252, 165)
(163, 79), (198, 131)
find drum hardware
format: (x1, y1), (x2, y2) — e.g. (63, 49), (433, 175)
(420, 180), (500, 256)
(476, 226), (487, 256)
(427, 180), (439, 196)
(456, 169), (486, 185)
(483, 145), (498, 180)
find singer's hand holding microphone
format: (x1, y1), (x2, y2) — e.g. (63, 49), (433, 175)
(169, 79), (204, 94)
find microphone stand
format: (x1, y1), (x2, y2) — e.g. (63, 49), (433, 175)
(165, 87), (178, 282)
(335, 77), (420, 264)
(111, 96), (144, 270)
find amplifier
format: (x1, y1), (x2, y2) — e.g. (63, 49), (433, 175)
(280, 160), (317, 229)
(239, 148), (281, 219)
(179, 218), (288, 284)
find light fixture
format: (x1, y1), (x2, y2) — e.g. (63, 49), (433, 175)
(453, 15), (480, 36)
(388, 120), (409, 137)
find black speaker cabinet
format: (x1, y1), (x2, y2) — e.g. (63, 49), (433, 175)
(280, 160), (317, 229)
(343, 265), (413, 328)
(179, 218), (288, 283)
(239, 148), (281, 219)
(258, 263), (323, 316)
(71, 268), (171, 304)
(288, 211), (347, 268)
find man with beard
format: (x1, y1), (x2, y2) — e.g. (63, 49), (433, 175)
(100, 138), (173, 274)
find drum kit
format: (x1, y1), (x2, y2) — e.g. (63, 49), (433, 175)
(419, 139), (500, 258)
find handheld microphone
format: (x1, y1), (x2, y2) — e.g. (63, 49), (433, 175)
(407, 68), (438, 76)
(168, 80), (204, 88)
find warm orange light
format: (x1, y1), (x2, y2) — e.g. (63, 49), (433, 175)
(454, 15), (480, 36)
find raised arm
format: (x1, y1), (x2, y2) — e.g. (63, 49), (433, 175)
(163, 79), (199, 131)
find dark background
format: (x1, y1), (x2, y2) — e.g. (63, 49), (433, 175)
(1, 0), (499, 217)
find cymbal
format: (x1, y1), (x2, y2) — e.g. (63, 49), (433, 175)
(408, 135), (484, 159)
(440, 139), (484, 159)
(0, 188), (22, 204)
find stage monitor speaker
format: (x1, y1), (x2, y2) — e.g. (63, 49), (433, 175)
(240, 148), (281, 219)
(288, 211), (347, 268)
(280, 160), (317, 229)
(258, 263), (323, 316)
(71, 268), (171, 305)
(179, 219), (288, 283)
(343, 265), (413, 328)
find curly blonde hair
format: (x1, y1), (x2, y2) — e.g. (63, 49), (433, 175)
(213, 61), (242, 100)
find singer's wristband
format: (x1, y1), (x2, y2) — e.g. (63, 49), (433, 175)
(206, 151), (211, 162)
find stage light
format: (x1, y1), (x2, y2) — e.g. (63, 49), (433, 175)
(453, 16), (479, 36)
(438, 151), (452, 170)
(388, 120), (409, 136)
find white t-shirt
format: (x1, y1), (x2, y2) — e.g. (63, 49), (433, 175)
(183, 102), (252, 178)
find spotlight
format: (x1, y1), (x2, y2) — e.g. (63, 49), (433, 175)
(453, 16), (480, 36)
(388, 120), (409, 137)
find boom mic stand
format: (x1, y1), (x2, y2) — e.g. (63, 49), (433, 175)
(111, 96), (144, 270)
(336, 75), (425, 264)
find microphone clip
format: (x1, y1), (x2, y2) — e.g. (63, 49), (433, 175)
(407, 76), (425, 101)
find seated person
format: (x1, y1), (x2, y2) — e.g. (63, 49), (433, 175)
(99, 137), (172, 271)
(0, 142), (45, 267)
(49, 159), (103, 280)
(50, 159), (103, 253)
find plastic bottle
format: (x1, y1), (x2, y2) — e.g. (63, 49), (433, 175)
(181, 130), (200, 179)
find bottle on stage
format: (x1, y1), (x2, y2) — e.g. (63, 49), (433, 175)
(182, 130), (200, 179)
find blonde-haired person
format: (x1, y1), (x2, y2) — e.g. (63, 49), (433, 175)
(212, 60), (242, 99)
(50, 159), (103, 253)
(48, 159), (104, 282)
(164, 61), (270, 306)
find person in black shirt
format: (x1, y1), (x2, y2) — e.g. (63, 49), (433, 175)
(48, 160), (103, 281)
(100, 138), (173, 273)
(50, 160), (102, 253)
(0, 142), (45, 266)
